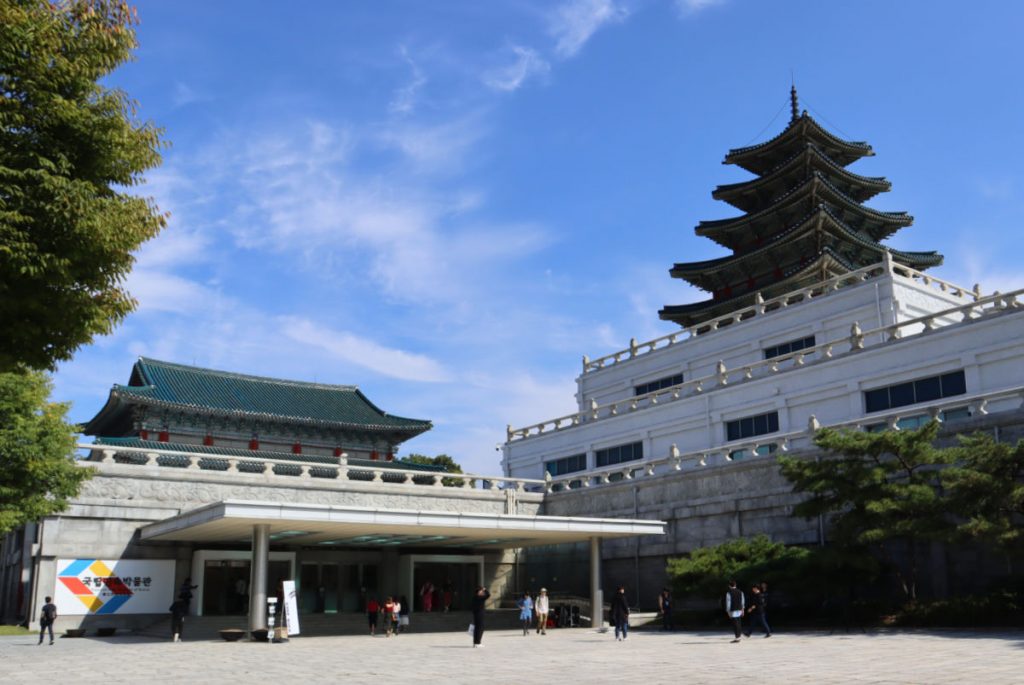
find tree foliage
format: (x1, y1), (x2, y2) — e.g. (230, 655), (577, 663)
(779, 421), (953, 599)
(0, 369), (91, 534)
(666, 534), (809, 600)
(0, 0), (167, 371)
(399, 453), (464, 474)
(399, 453), (466, 486)
(943, 432), (1024, 554)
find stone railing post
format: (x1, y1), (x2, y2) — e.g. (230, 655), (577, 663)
(850, 322), (864, 350)
(145, 452), (159, 466)
(186, 455), (201, 470)
(101, 449), (115, 463)
(716, 360), (728, 386)
(227, 458), (239, 473)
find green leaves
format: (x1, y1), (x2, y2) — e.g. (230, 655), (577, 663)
(0, 0), (167, 371)
(667, 535), (809, 600)
(0, 368), (91, 534)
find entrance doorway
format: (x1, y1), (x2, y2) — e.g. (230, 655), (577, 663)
(400, 554), (484, 613)
(190, 550), (295, 617)
(298, 562), (366, 613)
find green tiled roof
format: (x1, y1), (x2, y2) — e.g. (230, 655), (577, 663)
(82, 358), (431, 436)
(90, 437), (445, 472)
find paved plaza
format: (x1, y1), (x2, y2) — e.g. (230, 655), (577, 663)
(1, 627), (1022, 684)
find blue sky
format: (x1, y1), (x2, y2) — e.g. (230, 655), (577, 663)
(55, 0), (1024, 473)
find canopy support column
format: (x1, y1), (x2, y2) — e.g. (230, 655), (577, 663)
(589, 536), (603, 629)
(249, 524), (270, 634)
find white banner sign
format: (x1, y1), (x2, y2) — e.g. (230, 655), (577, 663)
(282, 579), (300, 635)
(54, 559), (175, 615)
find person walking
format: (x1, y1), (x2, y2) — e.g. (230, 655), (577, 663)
(383, 597), (396, 637)
(518, 592), (534, 636)
(745, 584), (771, 637)
(658, 588), (674, 631)
(610, 586), (630, 641)
(725, 580), (744, 643)
(169, 594), (188, 642)
(759, 582), (772, 637)
(391, 597), (402, 636)
(367, 596), (380, 635)
(399, 595), (410, 633)
(535, 588), (550, 635)
(420, 580), (434, 613)
(38, 596), (57, 645)
(444, 579), (454, 613)
(470, 586), (490, 647)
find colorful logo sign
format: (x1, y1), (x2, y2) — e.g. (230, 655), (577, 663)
(54, 559), (173, 615)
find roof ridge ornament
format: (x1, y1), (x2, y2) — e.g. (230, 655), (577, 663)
(790, 84), (799, 124)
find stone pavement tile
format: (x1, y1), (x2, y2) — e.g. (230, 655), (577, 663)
(2, 629), (1023, 684)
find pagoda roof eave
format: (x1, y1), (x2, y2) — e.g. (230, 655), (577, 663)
(696, 172), (912, 245)
(671, 207), (941, 281)
(659, 249), (860, 326)
(712, 144), (891, 211)
(724, 113), (873, 174)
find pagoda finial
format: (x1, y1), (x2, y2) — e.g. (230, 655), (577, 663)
(790, 84), (799, 124)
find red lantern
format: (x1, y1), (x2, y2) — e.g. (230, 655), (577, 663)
(292, 442), (302, 454)
(249, 438), (259, 451)
(370, 450), (378, 461)
(139, 429), (149, 440)
(386, 451), (394, 462)
(158, 430), (169, 442)
(333, 447), (343, 457)
(203, 435), (214, 446)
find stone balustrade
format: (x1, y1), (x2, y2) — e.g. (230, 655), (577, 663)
(508, 284), (1024, 443)
(581, 260), (982, 377)
(581, 261), (893, 375)
(544, 384), (1024, 493)
(889, 262), (978, 301)
(79, 444), (546, 492)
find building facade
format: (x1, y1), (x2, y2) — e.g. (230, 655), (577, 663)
(503, 92), (1024, 604)
(0, 359), (661, 633)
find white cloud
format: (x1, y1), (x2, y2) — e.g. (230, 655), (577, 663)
(483, 45), (551, 92)
(124, 269), (218, 315)
(549, 0), (629, 59)
(389, 46), (428, 115)
(674, 0), (726, 16)
(279, 317), (450, 383)
(375, 115), (486, 173)
(172, 82), (201, 107)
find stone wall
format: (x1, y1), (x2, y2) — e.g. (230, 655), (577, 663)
(539, 408), (1024, 610)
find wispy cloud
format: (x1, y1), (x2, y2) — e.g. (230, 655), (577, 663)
(171, 82), (206, 107)
(280, 317), (450, 383)
(674, 0), (727, 16)
(483, 45), (551, 92)
(549, 0), (629, 59)
(389, 46), (428, 115)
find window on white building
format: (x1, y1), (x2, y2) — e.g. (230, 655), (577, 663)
(595, 441), (643, 467)
(863, 370), (966, 413)
(725, 411), (780, 442)
(545, 453), (587, 476)
(634, 373), (684, 396)
(763, 335), (816, 360)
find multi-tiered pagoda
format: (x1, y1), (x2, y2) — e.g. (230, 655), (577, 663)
(659, 88), (943, 328)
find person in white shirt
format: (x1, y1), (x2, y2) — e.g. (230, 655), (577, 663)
(535, 588), (550, 634)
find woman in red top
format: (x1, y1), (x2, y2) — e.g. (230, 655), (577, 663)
(383, 597), (396, 637)
(367, 597), (380, 635)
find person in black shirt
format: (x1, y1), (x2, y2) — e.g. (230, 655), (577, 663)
(744, 585), (771, 637)
(470, 586), (490, 647)
(658, 588), (674, 631)
(38, 596), (57, 645)
(610, 586), (630, 641)
(170, 594), (188, 642)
